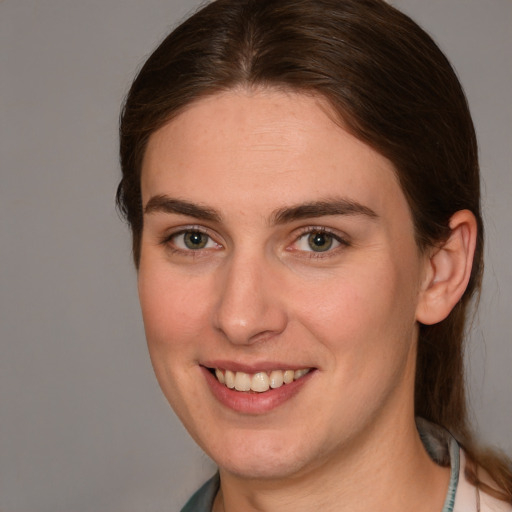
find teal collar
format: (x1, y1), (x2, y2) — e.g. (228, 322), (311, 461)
(181, 419), (460, 512)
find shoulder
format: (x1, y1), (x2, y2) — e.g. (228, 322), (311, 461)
(454, 450), (512, 512)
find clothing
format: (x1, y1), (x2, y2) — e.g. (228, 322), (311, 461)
(181, 474), (219, 512)
(181, 420), (511, 512)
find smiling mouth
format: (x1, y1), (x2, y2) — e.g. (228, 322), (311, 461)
(209, 368), (312, 393)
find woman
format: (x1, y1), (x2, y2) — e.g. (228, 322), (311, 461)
(117, 0), (512, 510)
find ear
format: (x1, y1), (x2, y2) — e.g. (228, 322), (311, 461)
(416, 210), (478, 325)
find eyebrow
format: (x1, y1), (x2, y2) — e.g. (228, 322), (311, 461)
(143, 195), (378, 224)
(271, 199), (378, 224)
(144, 195), (221, 222)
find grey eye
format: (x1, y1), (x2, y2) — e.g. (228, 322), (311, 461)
(183, 231), (209, 249)
(170, 230), (219, 251)
(294, 230), (341, 253)
(307, 232), (334, 252)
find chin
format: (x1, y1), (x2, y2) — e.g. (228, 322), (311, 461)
(205, 428), (321, 480)
(218, 452), (310, 480)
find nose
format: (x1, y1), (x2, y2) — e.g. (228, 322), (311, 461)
(213, 252), (288, 346)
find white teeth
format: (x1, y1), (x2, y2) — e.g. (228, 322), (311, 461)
(214, 368), (311, 392)
(269, 370), (284, 389)
(225, 370), (235, 389)
(251, 372), (270, 393)
(294, 369), (309, 379)
(234, 372), (251, 392)
(283, 370), (294, 384)
(215, 368), (225, 384)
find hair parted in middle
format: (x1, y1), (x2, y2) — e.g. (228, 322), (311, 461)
(118, 0), (512, 498)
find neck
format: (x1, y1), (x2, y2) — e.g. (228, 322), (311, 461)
(214, 415), (450, 512)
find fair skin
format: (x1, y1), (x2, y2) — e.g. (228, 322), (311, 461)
(138, 89), (476, 512)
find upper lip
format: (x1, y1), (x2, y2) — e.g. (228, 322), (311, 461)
(201, 360), (315, 373)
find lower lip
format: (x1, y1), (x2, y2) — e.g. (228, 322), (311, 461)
(201, 367), (315, 414)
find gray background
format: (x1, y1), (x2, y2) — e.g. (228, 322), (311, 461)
(1, 1), (510, 511)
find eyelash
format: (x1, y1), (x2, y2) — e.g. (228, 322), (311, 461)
(291, 226), (350, 258)
(159, 226), (350, 258)
(159, 226), (221, 256)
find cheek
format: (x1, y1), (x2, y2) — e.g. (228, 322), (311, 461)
(137, 263), (212, 355)
(137, 265), (213, 417)
(293, 264), (405, 331)
(290, 256), (419, 366)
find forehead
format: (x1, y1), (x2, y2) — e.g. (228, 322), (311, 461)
(141, 89), (407, 220)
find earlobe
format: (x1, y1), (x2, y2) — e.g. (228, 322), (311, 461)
(416, 210), (477, 325)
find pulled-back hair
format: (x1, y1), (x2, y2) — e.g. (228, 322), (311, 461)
(117, 0), (511, 499)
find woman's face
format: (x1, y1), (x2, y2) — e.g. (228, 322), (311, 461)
(138, 89), (429, 480)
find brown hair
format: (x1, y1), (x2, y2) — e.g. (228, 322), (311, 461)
(117, 0), (511, 499)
